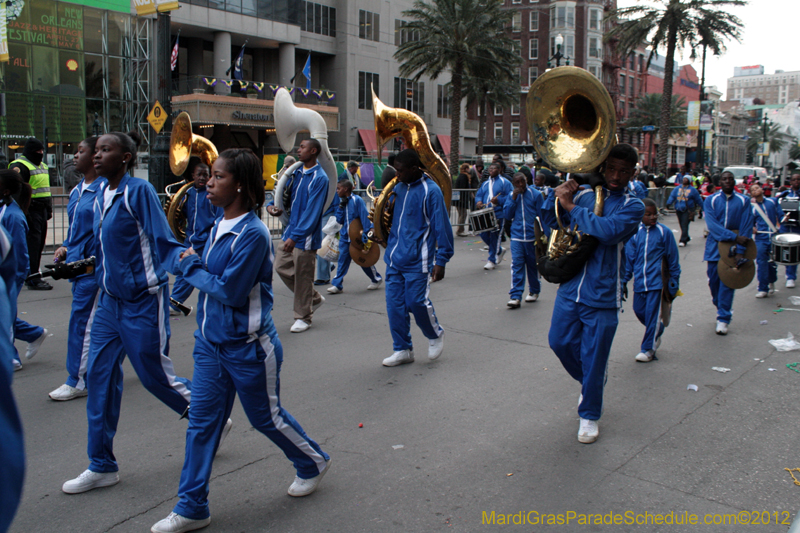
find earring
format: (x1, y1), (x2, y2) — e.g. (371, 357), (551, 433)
(237, 188), (241, 193)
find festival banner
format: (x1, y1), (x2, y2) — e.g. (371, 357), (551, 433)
(686, 101), (700, 131)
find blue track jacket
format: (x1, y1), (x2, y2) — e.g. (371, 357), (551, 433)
(541, 186), (644, 308)
(281, 163), (328, 251)
(622, 222), (681, 293)
(0, 201), (28, 289)
(502, 187), (543, 241)
(93, 174), (185, 301)
(176, 211), (277, 347)
(63, 178), (105, 280)
(752, 197), (782, 241)
(184, 186), (221, 253)
(336, 193), (372, 244)
(384, 174), (454, 273)
(702, 191), (754, 262)
(475, 175), (512, 219)
(668, 184), (702, 212)
(777, 188), (800, 199)
(628, 180), (649, 200)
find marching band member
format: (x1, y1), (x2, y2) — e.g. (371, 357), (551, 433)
(170, 156), (220, 316)
(62, 132), (197, 495)
(152, 148), (330, 533)
(541, 143), (645, 444)
(750, 183), (782, 298)
(622, 198), (681, 362)
(777, 172), (800, 288)
(474, 162), (512, 270)
(327, 179), (382, 294)
(667, 176), (703, 247)
(266, 139), (328, 333)
(502, 172), (544, 308)
(380, 149), (454, 367)
(49, 137), (103, 400)
(0, 170), (48, 372)
(703, 171), (754, 335)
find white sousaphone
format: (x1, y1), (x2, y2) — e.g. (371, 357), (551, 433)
(273, 88), (338, 226)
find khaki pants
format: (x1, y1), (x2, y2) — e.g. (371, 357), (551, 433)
(274, 245), (323, 322)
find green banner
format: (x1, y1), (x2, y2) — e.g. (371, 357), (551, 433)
(64, 0), (130, 13)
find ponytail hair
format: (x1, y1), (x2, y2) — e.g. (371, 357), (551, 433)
(106, 131), (142, 172)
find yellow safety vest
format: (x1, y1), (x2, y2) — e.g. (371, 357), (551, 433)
(11, 157), (50, 198)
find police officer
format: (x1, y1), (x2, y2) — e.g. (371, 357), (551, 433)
(10, 138), (52, 290)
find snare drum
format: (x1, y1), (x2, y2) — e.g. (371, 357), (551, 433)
(770, 233), (800, 265)
(779, 197), (800, 227)
(468, 207), (498, 234)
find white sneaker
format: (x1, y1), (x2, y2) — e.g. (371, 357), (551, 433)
(366, 279), (383, 290)
(428, 333), (444, 360)
(382, 349), (414, 367)
(483, 261), (496, 270)
(678, 242), (686, 247)
(496, 247), (506, 264)
(312, 295), (325, 312)
(288, 458), (331, 497)
(218, 418), (233, 450)
(769, 283), (776, 295)
(481, 245), (489, 251)
(715, 321), (728, 335)
(13, 359), (22, 372)
(755, 291), (768, 298)
(290, 319), (311, 333)
(169, 307), (182, 317)
(507, 299), (521, 309)
(788, 279), (796, 288)
(62, 469), (119, 494)
(327, 286), (342, 294)
(49, 384), (88, 401)
(151, 512), (211, 533)
(525, 293), (538, 302)
(26, 328), (48, 360)
(578, 418), (599, 444)
(635, 350), (655, 362)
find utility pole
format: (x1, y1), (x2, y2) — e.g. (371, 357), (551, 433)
(149, 12), (173, 191)
(696, 44), (707, 174)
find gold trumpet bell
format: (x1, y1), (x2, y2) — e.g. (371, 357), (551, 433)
(169, 112), (219, 176)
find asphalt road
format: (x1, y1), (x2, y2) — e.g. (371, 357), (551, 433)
(9, 213), (800, 533)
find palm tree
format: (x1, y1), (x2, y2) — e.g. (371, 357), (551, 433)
(605, 0), (744, 176)
(463, 66), (519, 156)
(625, 93), (687, 166)
(790, 140), (800, 161)
(395, 0), (520, 175)
(746, 123), (791, 160)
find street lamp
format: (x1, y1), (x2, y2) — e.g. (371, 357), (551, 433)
(92, 112), (100, 137)
(547, 33), (570, 68)
(761, 112), (772, 168)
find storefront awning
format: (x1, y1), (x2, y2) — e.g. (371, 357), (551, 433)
(437, 134), (451, 156)
(358, 129), (378, 154)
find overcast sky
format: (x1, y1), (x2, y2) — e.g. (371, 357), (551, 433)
(616, 0), (797, 99)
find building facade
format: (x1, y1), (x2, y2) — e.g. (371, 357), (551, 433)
(727, 66), (800, 105)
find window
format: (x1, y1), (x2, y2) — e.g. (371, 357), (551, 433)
(529, 38), (538, 59)
(589, 37), (601, 59)
(589, 9), (601, 30)
(511, 122), (520, 141)
(566, 34), (574, 57)
(358, 72), (378, 110)
(629, 54), (635, 70)
(511, 12), (521, 32)
(394, 77), (424, 114)
(437, 84), (451, 118)
(300, 2), (336, 36)
(629, 76), (634, 96)
(588, 65), (599, 78)
(394, 20), (419, 46)
(567, 6), (574, 28)
(619, 74), (626, 93)
(359, 9), (379, 42)
(511, 103), (520, 116)
(494, 103), (503, 116)
(512, 0), (521, 4)
(529, 67), (539, 85)
(550, 34), (573, 59)
(494, 123), (504, 142)
(513, 39), (521, 55)
(529, 11), (538, 31)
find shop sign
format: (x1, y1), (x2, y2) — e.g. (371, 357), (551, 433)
(7, 4), (83, 49)
(133, 0), (180, 16)
(232, 110), (274, 123)
(148, 101), (168, 133)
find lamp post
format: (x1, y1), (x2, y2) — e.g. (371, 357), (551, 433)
(761, 112), (771, 168)
(547, 34), (570, 68)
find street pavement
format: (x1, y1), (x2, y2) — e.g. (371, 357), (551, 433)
(8, 213), (800, 533)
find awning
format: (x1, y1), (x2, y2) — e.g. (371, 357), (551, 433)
(358, 129), (378, 154)
(437, 134), (451, 156)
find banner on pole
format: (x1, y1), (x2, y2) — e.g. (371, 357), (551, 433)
(687, 101), (700, 131)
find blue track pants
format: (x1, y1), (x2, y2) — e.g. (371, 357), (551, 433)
(174, 332), (329, 520)
(755, 237), (777, 292)
(783, 228), (799, 281)
(64, 276), (99, 390)
(479, 225), (503, 264)
(509, 240), (540, 299)
(331, 243), (381, 290)
(706, 261), (734, 324)
(385, 267), (443, 352)
(10, 281), (44, 361)
(548, 296), (618, 420)
(86, 286), (192, 473)
(633, 290), (664, 353)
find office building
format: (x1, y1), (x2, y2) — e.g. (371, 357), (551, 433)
(727, 66), (800, 105)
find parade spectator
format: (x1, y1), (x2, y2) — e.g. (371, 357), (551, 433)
(454, 163), (474, 236)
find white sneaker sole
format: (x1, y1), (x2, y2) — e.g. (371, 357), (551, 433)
(288, 458), (332, 497)
(62, 472), (120, 494)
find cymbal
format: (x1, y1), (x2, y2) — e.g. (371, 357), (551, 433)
(349, 218), (380, 268)
(717, 238), (757, 290)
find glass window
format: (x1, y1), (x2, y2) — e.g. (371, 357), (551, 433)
(242, 0), (257, 17)
(437, 84), (450, 118)
(394, 77), (423, 114)
(529, 67), (538, 85)
(589, 37), (600, 58)
(629, 76), (635, 96)
(494, 123), (503, 142)
(511, 12), (521, 32)
(32, 45), (59, 93)
(59, 50), (85, 96)
(589, 9), (600, 30)
(511, 122), (520, 141)
(529, 38), (538, 60)
(358, 72), (378, 110)
(58, 3), (84, 50)
(619, 74), (626, 93)
(529, 11), (538, 31)
(494, 103), (503, 116)
(107, 12), (130, 56)
(566, 34), (574, 58)
(511, 103), (520, 116)
(512, 39), (520, 54)
(359, 10), (379, 42)
(83, 8), (104, 54)
(567, 7), (574, 28)
(84, 54), (104, 98)
(107, 56), (123, 100)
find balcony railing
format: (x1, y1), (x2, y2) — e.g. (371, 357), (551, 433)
(172, 76), (337, 105)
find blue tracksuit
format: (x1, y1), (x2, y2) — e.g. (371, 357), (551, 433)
(474, 175), (512, 264)
(171, 186), (221, 306)
(0, 201), (45, 362)
(384, 175), (454, 352)
(331, 194), (381, 290)
(61, 178), (105, 390)
(542, 185), (644, 420)
(752, 197), (783, 292)
(668, 184), (703, 212)
(703, 191), (754, 324)
(0, 228), (24, 533)
(282, 163), (328, 251)
(628, 180), (649, 200)
(777, 188), (800, 280)
(173, 211), (329, 520)
(87, 175), (191, 474)
(623, 222), (680, 353)
(502, 187), (543, 299)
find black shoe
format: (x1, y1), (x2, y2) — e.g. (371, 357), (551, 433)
(26, 279), (53, 290)
(313, 279), (330, 286)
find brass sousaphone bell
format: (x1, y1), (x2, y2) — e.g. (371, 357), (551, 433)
(165, 112), (219, 242)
